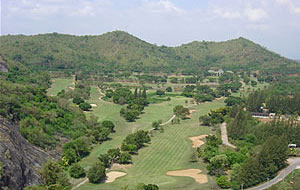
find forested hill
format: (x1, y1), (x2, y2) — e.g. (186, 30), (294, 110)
(0, 31), (298, 75)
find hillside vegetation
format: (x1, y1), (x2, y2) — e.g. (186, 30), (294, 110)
(0, 31), (298, 75)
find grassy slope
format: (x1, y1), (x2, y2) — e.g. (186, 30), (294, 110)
(47, 77), (74, 96)
(77, 86), (224, 190)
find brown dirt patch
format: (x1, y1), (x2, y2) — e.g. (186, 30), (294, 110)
(167, 169), (208, 184)
(105, 171), (127, 183)
(90, 104), (97, 107)
(189, 134), (208, 148)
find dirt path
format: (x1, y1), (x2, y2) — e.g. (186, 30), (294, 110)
(71, 178), (88, 190)
(220, 123), (236, 149)
(160, 114), (176, 126)
(96, 86), (107, 102)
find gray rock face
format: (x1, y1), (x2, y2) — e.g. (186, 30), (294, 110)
(0, 119), (52, 190)
(0, 58), (8, 73)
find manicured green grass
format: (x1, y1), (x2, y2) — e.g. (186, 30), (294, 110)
(47, 77), (74, 96)
(48, 79), (225, 189)
(77, 85), (224, 190)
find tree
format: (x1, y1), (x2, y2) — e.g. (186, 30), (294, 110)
(166, 87), (172, 92)
(225, 96), (243, 106)
(173, 105), (189, 119)
(230, 164), (242, 190)
(143, 184), (159, 190)
(98, 154), (111, 168)
(171, 117), (180, 124)
(69, 163), (86, 178)
(251, 80), (257, 87)
(73, 97), (84, 105)
(102, 120), (115, 132)
(207, 154), (229, 175)
(199, 115), (211, 126)
(108, 148), (121, 162)
(79, 102), (92, 111)
(167, 97), (171, 105)
(156, 90), (165, 97)
(133, 87), (138, 99)
(105, 89), (114, 98)
(87, 162), (106, 183)
(62, 138), (90, 164)
(40, 161), (69, 187)
(142, 88), (147, 99)
(152, 120), (162, 130)
(117, 152), (132, 164)
(216, 176), (230, 189)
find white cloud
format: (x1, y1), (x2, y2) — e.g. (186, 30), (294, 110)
(143, 0), (185, 15)
(214, 8), (241, 19)
(244, 8), (268, 22)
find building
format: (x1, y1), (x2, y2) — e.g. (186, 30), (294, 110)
(251, 112), (270, 119)
(288, 144), (297, 148)
(208, 69), (224, 76)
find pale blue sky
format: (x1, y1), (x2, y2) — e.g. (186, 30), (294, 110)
(1, 0), (300, 59)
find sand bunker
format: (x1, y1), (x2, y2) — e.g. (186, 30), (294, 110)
(110, 163), (132, 171)
(90, 104), (97, 107)
(105, 171), (127, 183)
(189, 134), (208, 148)
(167, 169), (208, 184)
(189, 110), (197, 114)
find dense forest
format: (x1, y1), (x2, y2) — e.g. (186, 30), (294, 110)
(0, 31), (299, 76)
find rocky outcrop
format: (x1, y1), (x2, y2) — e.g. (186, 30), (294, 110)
(0, 57), (8, 73)
(0, 119), (52, 190)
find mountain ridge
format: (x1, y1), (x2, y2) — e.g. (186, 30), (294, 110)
(0, 30), (298, 75)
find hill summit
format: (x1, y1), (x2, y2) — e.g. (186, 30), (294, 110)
(0, 30), (298, 75)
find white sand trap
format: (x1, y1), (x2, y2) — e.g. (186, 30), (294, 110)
(69, 87), (75, 90)
(90, 104), (97, 107)
(167, 169), (208, 184)
(189, 134), (208, 148)
(105, 171), (127, 183)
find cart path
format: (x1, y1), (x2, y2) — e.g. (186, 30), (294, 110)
(220, 123), (237, 149)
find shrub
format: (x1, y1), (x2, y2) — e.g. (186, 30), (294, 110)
(87, 162), (106, 183)
(117, 152), (132, 164)
(69, 163), (86, 179)
(166, 87), (172, 92)
(73, 97), (84, 105)
(79, 102), (92, 111)
(156, 90), (165, 97)
(101, 120), (115, 132)
(40, 161), (69, 187)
